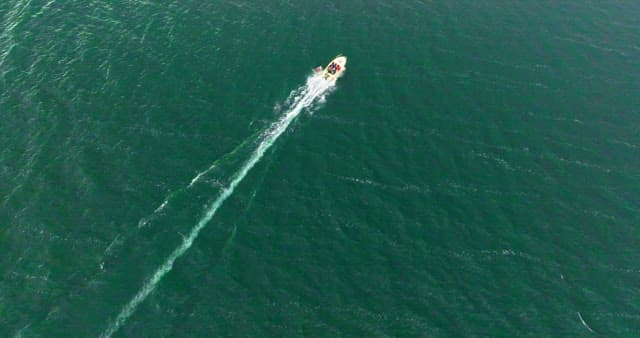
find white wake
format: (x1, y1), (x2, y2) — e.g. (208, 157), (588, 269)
(101, 74), (334, 337)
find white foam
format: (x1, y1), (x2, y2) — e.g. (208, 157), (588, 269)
(101, 75), (333, 337)
(577, 312), (595, 333)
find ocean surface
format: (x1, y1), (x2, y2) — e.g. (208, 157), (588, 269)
(1, 1), (639, 337)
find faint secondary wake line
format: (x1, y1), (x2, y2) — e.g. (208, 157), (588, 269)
(577, 312), (595, 334)
(101, 75), (333, 337)
(186, 130), (261, 189)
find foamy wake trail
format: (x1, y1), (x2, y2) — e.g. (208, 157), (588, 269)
(101, 75), (333, 337)
(137, 128), (261, 228)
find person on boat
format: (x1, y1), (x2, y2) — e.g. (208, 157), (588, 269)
(327, 62), (335, 74)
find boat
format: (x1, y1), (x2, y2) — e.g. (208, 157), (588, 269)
(316, 55), (347, 82)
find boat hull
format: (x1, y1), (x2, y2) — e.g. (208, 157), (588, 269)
(322, 55), (347, 82)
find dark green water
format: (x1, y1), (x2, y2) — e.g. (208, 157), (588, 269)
(1, 0), (639, 337)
